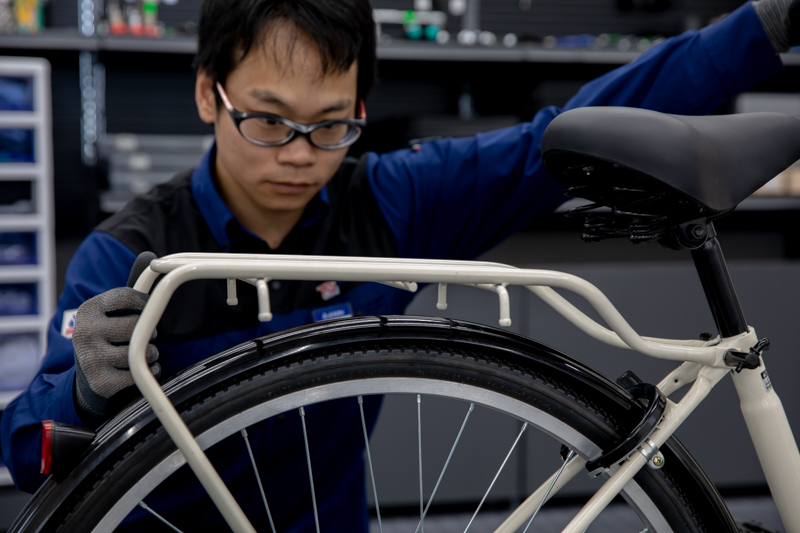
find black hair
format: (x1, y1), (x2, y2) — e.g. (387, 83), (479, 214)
(193, 0), (376, 101)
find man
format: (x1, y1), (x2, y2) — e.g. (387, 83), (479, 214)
(2, 0), (798, 530)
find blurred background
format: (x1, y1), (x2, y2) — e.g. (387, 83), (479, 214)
(0, 0), (799, 531)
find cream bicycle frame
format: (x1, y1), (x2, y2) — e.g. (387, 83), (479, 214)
(126, 253), (800, 533)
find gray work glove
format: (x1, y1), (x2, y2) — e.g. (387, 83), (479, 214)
(72, 252), (160, 422)
(753, 0), (800, 52)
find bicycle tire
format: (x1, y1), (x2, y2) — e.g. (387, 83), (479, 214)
(10, 315), (738, 533)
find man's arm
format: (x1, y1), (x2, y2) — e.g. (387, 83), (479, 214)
(562, 2), (780, 113)
(0, 232), (137, 492)
(366, 2), (784, 261)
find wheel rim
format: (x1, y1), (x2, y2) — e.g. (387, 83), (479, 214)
(92, 377), (674, 533)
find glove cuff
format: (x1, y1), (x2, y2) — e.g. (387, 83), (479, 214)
(73, 359), (109, 423)
(754, 0), (794, 52)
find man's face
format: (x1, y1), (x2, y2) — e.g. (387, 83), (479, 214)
(196, 25), (358, 218)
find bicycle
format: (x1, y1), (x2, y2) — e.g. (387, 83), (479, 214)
(9, 106), (800, 533)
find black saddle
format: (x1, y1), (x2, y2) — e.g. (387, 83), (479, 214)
(541, 107), (800, 242)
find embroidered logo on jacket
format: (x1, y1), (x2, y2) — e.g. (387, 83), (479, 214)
(312, 303), (353, 322)
(315, 281), (341, 301)
(61, 309), (78, 339)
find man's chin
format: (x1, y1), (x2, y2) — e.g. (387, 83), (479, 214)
(266, 181), (316, 196)
(258, 196), (317, 214)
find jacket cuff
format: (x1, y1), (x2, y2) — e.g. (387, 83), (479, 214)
(701, 2), (784, 97)
(51, 366), (88, 428)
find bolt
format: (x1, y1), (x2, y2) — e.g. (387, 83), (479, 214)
(652, 456), (664, 467)
(690, 224), (706, 239)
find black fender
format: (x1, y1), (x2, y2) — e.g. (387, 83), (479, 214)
(10, 315), (736, 532)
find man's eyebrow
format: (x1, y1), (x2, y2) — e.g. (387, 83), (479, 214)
(249, 89), (352, 115)
(249, 89), (290, 109)
(319, 100), (353, 114)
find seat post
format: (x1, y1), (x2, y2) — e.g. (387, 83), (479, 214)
(690, 223), (748, 338)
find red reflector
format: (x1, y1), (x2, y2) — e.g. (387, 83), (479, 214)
(41, 420), (54, 475)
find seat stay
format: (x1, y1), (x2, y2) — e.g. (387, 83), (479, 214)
(559, 363), (731, 533)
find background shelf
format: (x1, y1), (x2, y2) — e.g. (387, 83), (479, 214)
(0, 58), (54, 415)
(0, 265), (43, 281)
(5, 28), (799, 66)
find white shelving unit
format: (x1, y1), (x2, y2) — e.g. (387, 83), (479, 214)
(0, 57), (54, 414)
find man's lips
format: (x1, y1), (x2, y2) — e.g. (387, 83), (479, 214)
(265, 181), (314, 194)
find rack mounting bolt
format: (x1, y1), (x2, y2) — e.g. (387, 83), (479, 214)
(650, 454), (664, 469)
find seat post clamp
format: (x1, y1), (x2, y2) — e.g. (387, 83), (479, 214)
(724, 337), (769, 373)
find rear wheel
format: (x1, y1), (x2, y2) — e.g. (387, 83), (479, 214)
(11, 316), (737, 532)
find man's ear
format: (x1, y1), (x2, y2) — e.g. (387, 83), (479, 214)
(195, 68), (217, 125)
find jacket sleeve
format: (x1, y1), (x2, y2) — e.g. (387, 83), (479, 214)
(366, 2), (784, 260)
(0, 231), (137, 492)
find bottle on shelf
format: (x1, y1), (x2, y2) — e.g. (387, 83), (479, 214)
(108, 0), (126, 35)
(126, 1), (143, 36)
(142, 0), (161, 37)
(13, 0), (40, 34)
(0, 0), (14, 34)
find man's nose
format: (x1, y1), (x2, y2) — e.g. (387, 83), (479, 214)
(275, 134), (316, 166)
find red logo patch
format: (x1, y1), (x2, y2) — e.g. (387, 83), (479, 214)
(315, 281), (341, 301)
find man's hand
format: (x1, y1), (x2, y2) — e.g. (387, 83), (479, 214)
(754, 0), (800, 52)
(72, 252), (160, 421)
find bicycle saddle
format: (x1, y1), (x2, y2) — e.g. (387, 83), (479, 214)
(541, 107), (800, 214)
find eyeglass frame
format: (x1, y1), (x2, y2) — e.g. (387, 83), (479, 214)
(215, 82), (367, 151)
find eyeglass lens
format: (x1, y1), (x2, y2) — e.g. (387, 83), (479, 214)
(239, 117), (355, 147)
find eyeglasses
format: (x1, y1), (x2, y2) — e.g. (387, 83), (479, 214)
(215, 82), (366, 150)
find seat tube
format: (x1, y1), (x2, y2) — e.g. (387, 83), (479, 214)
(689, 223), (748, 338)
(732, 360), (800, 533)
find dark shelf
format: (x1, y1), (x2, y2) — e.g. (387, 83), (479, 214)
(99, 34), (197, 54)
(736, 196), (800, 211)
(376, 40), (641, 64)
(0, 28), (96, 51)
(0, 28), (196, 54)
(3, 29), (800, 66)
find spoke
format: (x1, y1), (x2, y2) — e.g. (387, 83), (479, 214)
(521, 449), (576, 533)
(493, 453), (586, 533)
(358, 396), (383, 533)
(417, 394), (424, 533)
(138, 501), (184, 533)
(413, 403), (474, 533)
(299, 406), (321, 533)
(463, 422), (528, 533)
(241, 428), (277, 533)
